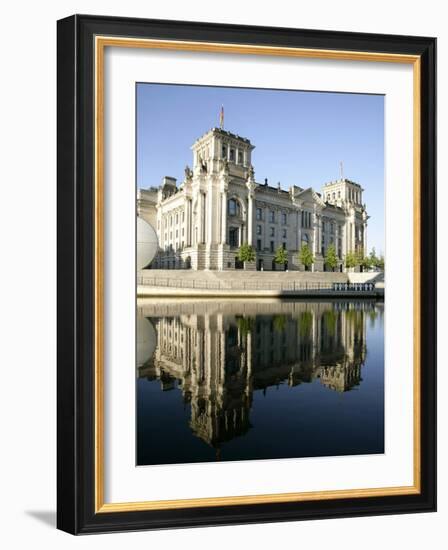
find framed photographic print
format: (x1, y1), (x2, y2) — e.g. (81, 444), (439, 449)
(57, 14), (436, 534)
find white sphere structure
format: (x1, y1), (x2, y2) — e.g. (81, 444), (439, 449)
(137, 217), (158, 270)
(136, 317), (156, 367)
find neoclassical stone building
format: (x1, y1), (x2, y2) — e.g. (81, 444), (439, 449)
(137, 127), (369, 271)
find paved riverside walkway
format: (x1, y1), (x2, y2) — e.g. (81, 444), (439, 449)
(137, 269), (384, 299)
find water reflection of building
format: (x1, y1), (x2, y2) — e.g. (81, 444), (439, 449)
(138, 301), (375, 451)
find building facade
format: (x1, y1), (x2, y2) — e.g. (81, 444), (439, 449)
(137, 127), (369, 271)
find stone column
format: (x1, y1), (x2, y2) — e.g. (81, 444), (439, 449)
(197, 192), (204, 245)
(363, 222), (368, 253)
(186, 199), (191, 247)
(206, 189), (213, 246)
(313, 213), (319, 255)
(341, 224), (346, 257)
(247, 193), (254, 245)
(335, 224), (339, 257)
(221, 191), (227, 244)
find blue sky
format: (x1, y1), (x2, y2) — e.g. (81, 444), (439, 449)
(137, 84), (384, 254)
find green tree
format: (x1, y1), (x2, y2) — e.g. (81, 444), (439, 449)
(324, 243), (339, 271)
(367, 247), (385, 271)
(298, 243), (314, 270)
(237, 243), (256, 267)
(345, 250), (358, 269)
(274, 246), (288, 268)
(355, 246), (366, 268)
(369, 247), (378, 268)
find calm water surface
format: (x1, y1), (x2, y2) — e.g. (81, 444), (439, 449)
(137, 299), (384, 465)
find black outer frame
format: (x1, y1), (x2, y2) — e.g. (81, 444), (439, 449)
(57, 14), (436, 535)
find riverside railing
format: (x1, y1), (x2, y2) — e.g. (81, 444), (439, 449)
(137, 277), (376, 293)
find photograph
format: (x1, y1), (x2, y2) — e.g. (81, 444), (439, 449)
(54, 13), (436, 535)
(135, 83), (385, 466)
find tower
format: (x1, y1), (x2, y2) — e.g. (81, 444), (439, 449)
(322, 177), (363, 208)
(188, 128), (255, 269)
(191, 127), (254, 176)
(322, 177), (368, 259)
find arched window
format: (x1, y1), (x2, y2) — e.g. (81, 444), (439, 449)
(229, 149), (235, 161)
(228, 198), (240, 216)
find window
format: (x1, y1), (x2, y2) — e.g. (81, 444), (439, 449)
(270, 227), (275, 237)
(282, 242), (286, 250)
(302, 211), (312, 228)
(332, 192), (335, 200)
(229, 227), (239, 247)
(282, 229), (287, 239)
(176, 214), (178, 224)
(281, 212), (287, 225)
(270, 241), (275, 253)
(257, 239), (262, 251)
(330, 223), (334, 234)
(338, 190), (341, 198)
(269, 210), (275, 223)
(322, 221), (325, 233)
(222, 145), (227, 158)
(256, 225), (262, 235)
(228, 198), (239, 216)
(230, 149), (235, 161)
(256, 207), (262, 220)
(238, 151), (243, 164)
